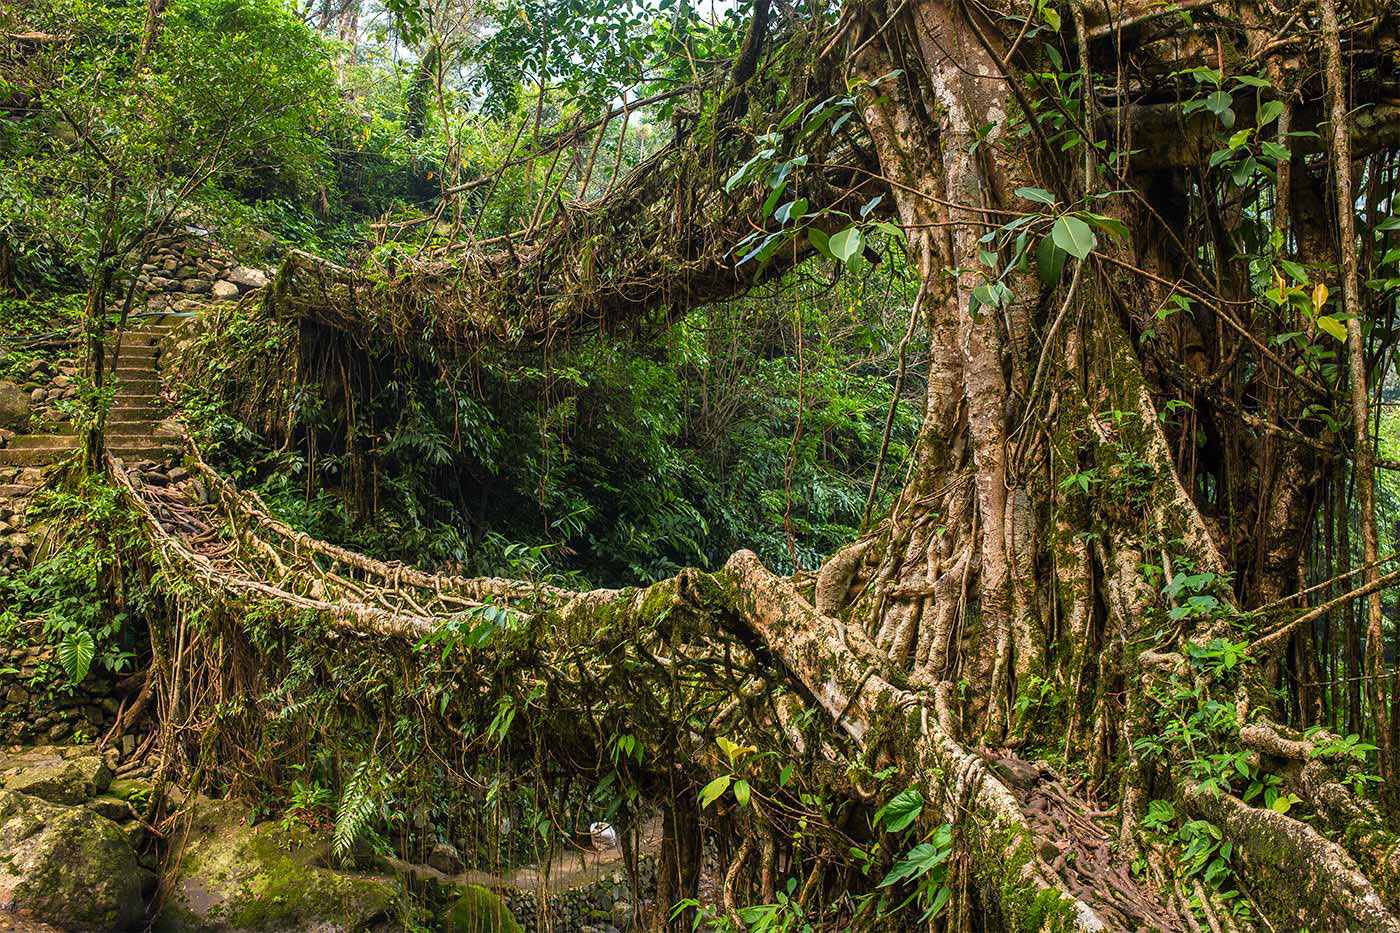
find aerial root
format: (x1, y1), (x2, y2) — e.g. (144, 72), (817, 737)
(1184, 782), (1400, 932)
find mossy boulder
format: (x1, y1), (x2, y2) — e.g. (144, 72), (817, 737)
(155, 797), (397, 932)
(0, 788), (144, 931)
(0, 748), (111, 804)
(442, 884), (523, 933)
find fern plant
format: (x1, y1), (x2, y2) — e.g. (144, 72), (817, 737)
(332, 760), (382, 860)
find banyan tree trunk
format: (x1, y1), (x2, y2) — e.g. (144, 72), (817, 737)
(733, 0), (1400, 928)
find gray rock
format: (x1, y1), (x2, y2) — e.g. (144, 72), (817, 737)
(0, 381), (29, 429)
(0, 789), (144, 931)
(427, 840), (465, 875)
(0, 749), (112, 804)
(29, 387), (46, 404)
(227, 266), (269, 290)
(210, 280), (239, 301)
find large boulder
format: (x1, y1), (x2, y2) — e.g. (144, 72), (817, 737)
(0, 788), (145, 931)
(0, 381), (28, 430)
(156, 797), (397, 932)
(0, 747), (111, 805)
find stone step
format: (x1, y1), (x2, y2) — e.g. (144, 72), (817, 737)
(106, 445), (176, 460)
(105, 344), (159, 357)
(108, 418), (159, 431)
(0, 484), (32, 498)
(0, 447), (76, 467)
(9, 434), (79, 449)
(113, 366), (159, 378)
(111, 409), (163, 422)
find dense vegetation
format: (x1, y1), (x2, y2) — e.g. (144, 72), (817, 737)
(6, 0), (1400, 930)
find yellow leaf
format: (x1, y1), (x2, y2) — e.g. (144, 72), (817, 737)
(1313, 283), (1329, 310)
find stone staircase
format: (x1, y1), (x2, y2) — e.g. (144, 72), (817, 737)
(0, 318), (179, 472)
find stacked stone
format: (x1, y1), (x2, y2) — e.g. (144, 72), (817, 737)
(502, 855), (658, 933)
(0, 470), (40, 571)
(0, 641), (128, 746)
(0, 354), (79, 433)
(131, 234), (269, 314)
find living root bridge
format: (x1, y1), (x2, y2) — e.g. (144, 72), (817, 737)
(111, 438), (1172, 929)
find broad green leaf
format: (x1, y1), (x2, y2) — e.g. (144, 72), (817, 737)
(724, 149), (775, 192)
(762, 180), (788, 219)
(733, 780), (751, 807)
(1316, 316), (1348, 342)
(972, 283), (1004, 309)
(1051, 215), (1096, 259)
(1083, 212), (1128, 240)
(1037, 233), (1067, 286)
(58, 630), (95, 684)
(699, 775), (731, 808)
(873, 220), (905, 240)
(775, 198), (808, 225)
(808, 228), (833, 259)
(829, 226), (864, 262)
(1279, 259), (1309, 283)
(1257, 100), (1284, 127)
(1014, 186), (1057, 206)
(878, 841), (951, 887)
(880, 787), (924, 833)
(737, 233), (779, 266)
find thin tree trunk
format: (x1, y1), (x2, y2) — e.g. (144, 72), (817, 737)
(1320, 0), (1392, 796)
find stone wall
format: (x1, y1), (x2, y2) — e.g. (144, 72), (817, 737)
(133, 231), (268, 314)
(0, 635), (124, 746)
(501, 855), (659, 933)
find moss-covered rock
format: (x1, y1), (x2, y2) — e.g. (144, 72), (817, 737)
(155, 797), (397, 932)
(0, 748), (111, 804)
(442, 884), (523, 933)
(0, 788), (144, 931)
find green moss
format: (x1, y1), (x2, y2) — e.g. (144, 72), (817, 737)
(156, 798), (396, 931)
(978, 822), (1081, 932)
(442, 884), (523, 933)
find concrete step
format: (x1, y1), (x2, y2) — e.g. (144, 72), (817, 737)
(108, 419), (159, 432)
(9, 434), (78, 449)
(0, 447), (76, 466)
(114, 366), (159, 378)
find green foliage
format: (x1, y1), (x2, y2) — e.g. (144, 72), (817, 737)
(1, 0), (343, 293)
(0, 475), (144, 684)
